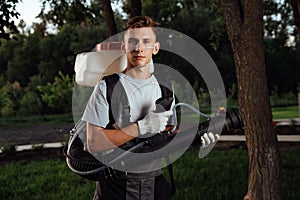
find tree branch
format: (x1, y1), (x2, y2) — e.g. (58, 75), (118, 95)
(291, 0), (300, 39)
(102, 0), (118, 36)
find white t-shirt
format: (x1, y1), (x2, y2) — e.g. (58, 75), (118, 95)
(82, 73), (175, 174)
(82, 73), (169, 128)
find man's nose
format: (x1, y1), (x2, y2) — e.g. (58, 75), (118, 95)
(134, 41), (144, 51)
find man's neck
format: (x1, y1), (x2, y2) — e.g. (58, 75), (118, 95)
(124, 65), (151, 80)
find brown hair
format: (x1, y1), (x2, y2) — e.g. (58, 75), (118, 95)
(124, 16), (160, 31)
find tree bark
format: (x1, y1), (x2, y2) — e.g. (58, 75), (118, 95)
(102, 0), (118, 36)
(219, 0), (282, 199)
(130, 0), (142, 17)
(291, 0), (300, 39)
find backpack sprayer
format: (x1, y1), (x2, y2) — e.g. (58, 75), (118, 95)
(65, 97), (243, 181)
(64, 42), (244, 181)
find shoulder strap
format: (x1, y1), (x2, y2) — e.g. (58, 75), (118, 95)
(103, 73), (128, 129)
(158, 80), (173, 98)
(104, 74), (175, 128)
(103, 73), (120, 106)
(104, 74), (176, 193)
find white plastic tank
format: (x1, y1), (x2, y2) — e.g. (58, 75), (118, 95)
(74, 42), (154, 87)
(74, 42), (126, 87)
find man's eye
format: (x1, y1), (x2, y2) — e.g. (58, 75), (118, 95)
(128, 39), (137, 45)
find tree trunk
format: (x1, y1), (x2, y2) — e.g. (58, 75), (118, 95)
(219, 0), (282, 199)
(291, 0), (300, 39)
(102, 0), (118, 36)
(130, 0), (142, 17)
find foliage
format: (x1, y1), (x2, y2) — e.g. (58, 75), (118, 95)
(18, 91), (43, 116)
(26, 74), (47, 93)
(0, 149), (299, 199)
(0, 0), (20, 42)
(0, 0), (298, 116)
(38, 32), (73, 82)
(71, 84), (94, 121)
(0, 81), (23, 117)
(5, 34), (40, 86)
(37, 71), (74, 114)
(193, 80), (211, 108)
(68, 23), (109, 54)
(265, 39), (300, 94)
(0, 36), (22, 75)
(226, 83), (238, 108)
(270, 87), (298, 107)
(39, 0), (106, 29)
(0, 97), (15, 117)
(264, 0), (296, 46)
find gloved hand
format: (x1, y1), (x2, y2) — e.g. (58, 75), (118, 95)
(198, 132), (219, 158)
(137, 110), (173, 136)
(200, 132), (220, 148)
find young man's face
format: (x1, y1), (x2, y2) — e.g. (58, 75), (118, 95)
(123, 27), (160, 69)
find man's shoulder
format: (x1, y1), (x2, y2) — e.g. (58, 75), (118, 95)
(102, 73), (120, 82)
(101, 73), (121, 90)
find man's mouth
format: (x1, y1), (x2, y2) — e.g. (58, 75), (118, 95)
(134, 55), (145, 60)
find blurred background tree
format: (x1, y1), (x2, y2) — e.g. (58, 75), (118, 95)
(0, 0), (298, 116)
(0, 0), (21, 43)
(0, 1), (299, 198)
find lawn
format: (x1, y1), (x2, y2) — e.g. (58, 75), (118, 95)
(0, 106), (299, 199)
(1, 148), (299, 200)
(272, 106), (299, 119)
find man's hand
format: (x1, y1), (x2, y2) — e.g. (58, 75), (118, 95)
(137, 110), (173, 136)
(198, 132), (219, 158)
(200, 132), (220, 148)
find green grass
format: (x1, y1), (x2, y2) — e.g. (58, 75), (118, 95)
(0, 159), (95, 200)
(272, 106), (299, 119)
(171, 148), (249, 200)
(0, 113), (74, 128)
(1, 148), (299, 200)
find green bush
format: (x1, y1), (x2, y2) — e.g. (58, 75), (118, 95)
(0, 97), (15, 117)
(226, 83), (238, 108)
(270, 87), (298, 107)
(37, 71), (74, 114)
(72, 84), (94, 121)
(18, 91), (43, 116)
(0, 81), (23, 117)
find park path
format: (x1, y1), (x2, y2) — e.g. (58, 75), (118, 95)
(219, 135), (300, 142)
(0, 120), (299, 147)
(0, 123), (74, 145)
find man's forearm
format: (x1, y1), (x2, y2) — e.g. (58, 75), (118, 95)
(86, 122), (139, 153)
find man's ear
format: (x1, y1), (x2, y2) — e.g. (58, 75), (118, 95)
(152, 42), (160, 55)
(121, 41), (126, 53)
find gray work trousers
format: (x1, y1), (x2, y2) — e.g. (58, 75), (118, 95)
(93, 174), (173, 200)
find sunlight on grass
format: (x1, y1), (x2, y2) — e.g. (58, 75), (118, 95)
(272, 106), (299, 119)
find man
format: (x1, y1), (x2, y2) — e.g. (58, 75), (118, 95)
(82, 16), (218, 200)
